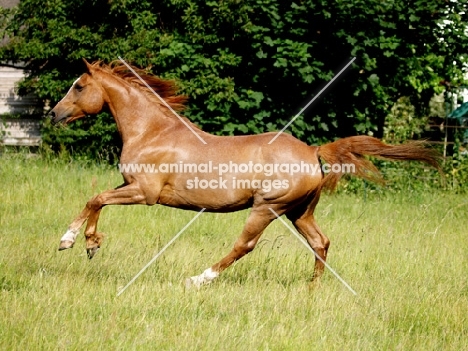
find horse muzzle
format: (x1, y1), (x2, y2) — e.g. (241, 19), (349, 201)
(48, 106), (84, 124)
(48, 107), (68, 124)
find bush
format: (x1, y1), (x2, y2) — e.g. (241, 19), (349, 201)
(1, 0), (467, 160)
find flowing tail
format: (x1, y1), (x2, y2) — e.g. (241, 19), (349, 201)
(317, 136), (442, 191)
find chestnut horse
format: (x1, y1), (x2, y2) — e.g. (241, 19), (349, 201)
(50, 60), (440, 287)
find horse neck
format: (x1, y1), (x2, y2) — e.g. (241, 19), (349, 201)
(98, 73), (175, 144)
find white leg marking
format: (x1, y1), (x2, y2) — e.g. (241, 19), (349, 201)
(60, 228), (79, 243)
(187, 268), (219, 288)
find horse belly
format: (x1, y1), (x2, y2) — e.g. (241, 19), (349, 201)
(157, 171), (319, 212)
(158, 185), (255, 212)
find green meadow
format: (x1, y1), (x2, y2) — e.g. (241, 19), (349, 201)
(0, 154), (467, 350)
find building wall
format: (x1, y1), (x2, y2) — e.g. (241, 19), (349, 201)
(0, 0), (20, 9)
(0, 66), (41, 115)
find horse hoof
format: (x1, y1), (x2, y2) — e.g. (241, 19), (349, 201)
(185, 276), (212, 289)
(87, 246), (100, 259)
(58, 240), (74, 251)
(185, 277), (199, 289)
(308, 279), (322, 291)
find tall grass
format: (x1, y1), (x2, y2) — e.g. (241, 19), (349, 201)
(0, 153), (467, 350)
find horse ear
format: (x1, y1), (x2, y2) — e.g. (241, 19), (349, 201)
(82, 58), (94, 73)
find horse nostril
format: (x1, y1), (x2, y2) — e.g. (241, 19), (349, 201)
(49, 111), (56, 119)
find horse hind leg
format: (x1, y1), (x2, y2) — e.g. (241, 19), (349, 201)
(186, 206), (277, 288)
(287, 213), (330, 281)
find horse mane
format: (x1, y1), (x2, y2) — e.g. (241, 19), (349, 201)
(90, 61), (203, 130)
(89, 60), (193, 114)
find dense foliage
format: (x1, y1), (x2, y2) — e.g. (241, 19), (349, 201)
(0, 0), (467, 160)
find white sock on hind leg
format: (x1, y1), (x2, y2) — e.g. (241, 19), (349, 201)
(189, 268), (219, 287)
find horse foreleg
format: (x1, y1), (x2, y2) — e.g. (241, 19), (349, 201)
(58, 183), (147, 255)
(83, 208), (104, 259)
(186, 205), (278, 288)
(58, 206), (92, 250)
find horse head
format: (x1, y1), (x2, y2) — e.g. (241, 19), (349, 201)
(49, 59), (107, 124)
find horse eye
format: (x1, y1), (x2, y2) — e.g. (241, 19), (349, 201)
(74, 83), (84, 92)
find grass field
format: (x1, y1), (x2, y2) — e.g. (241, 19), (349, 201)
(1, 154), (467, 350)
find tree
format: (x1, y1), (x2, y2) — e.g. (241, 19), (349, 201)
(1, 0), (466, 160)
